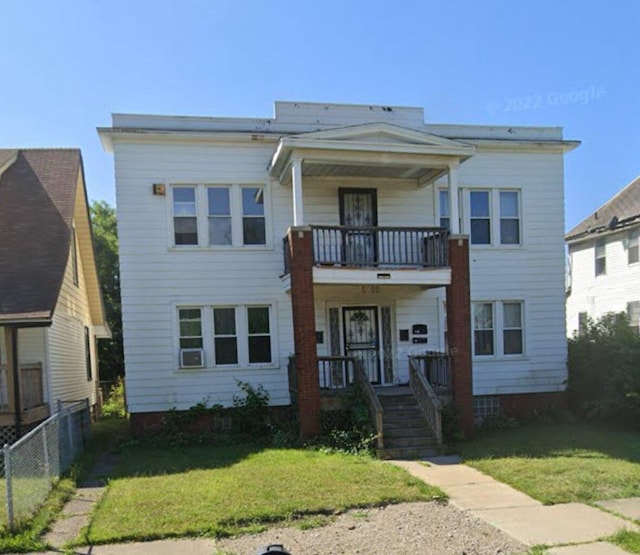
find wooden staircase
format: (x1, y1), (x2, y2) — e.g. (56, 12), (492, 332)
(376, 386), (441, 459)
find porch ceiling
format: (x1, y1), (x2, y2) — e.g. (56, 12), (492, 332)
(268, 122), (475, 186)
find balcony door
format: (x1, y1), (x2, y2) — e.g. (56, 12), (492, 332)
(339, 188), (377, 265)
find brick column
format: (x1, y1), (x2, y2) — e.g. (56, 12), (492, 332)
(446, 235), (474, 438)
(288, 226), (321, 439)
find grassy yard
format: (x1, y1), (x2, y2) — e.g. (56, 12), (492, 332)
(83, 443), (443, 544)
(459, 421), (640, 505)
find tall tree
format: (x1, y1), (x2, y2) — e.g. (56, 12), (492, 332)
(90, 200), (123, 382)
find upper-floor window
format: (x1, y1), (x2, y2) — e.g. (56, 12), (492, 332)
(71, 227), (79, 286)
(627, 301), (640, 333)
(595, 238), (606, 276)
(628, 229), (639, 265)
(439, 190), (450, 230)
(470, 191), (491, 245)
(578, 311), (588, 337)
(171, 184), (267, 248)
(173, 187), (198, 245)
(473, 300), (525, 357)
(500, 191), (520, 245)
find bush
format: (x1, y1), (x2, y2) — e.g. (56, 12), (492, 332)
(102, 377), (127, 418)
(568, 312), (640, 427)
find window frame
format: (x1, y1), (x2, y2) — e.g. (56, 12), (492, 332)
(175, 303), (276, 371)
(595, 238), (606, 276)
(170, 183), (270, 249)
(628, 229), (639, 265)
(472, 300), (526, 358)
(172, 186), (199, 246)
(469, 190), (492, 245)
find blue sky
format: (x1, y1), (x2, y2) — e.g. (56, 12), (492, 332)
(0, 1), (637, 231)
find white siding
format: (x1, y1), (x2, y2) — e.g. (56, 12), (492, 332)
(567, 227), (640, 333)
(112, 115), (569, 412)
(457, 151), (568, 395)
(115, 143), (293, 412)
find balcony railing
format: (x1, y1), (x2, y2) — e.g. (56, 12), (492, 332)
(0, 363), (45, 411)
(282, 226), (449, 274)
(408, 352), (451, 394)
(312, 225), (448, 268)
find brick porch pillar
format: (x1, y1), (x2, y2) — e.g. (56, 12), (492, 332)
(446, 235), (474, 438)
(288, 226), (321, 439)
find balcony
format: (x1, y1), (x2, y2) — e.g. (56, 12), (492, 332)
(283, 225), (451, 287)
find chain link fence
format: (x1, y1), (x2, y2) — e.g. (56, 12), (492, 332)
(0, 399), (91, 530)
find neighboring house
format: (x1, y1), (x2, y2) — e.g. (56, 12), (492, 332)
(99, 101), (578, 441)
(0, 149), (110, 443)
(566, 175), (640, 335)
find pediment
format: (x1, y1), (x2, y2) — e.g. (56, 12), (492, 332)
(289, 122), (469, 149)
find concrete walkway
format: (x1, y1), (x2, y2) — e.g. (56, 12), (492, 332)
(392, 458), (639, 554)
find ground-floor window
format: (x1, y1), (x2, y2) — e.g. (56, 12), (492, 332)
(178, 304), (274, 369)
(473, 300), (524, 357)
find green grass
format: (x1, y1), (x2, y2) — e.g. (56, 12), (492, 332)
(83, 443), (444, 544)
(611, 530), (640, 554)
(459, 421), (640, 504)
(0, 416), (129, 553)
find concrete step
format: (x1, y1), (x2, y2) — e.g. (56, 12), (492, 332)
(384, 435), (438, 448)
(384, 426), (433, 439)
(378, 446), (442, 460)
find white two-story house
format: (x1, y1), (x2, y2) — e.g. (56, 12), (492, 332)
(99, 101), (578, 442)
(566, 175), (640, 335)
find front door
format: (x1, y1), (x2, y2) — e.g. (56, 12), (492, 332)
(343, 306), (381, 384)
(339, 188), (377, 265)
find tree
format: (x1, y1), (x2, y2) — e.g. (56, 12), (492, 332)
(91, 200), (124, 382)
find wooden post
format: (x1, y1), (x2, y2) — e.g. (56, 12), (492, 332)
(5, 327), (22, 438)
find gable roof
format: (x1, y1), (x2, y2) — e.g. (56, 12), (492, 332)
(566, 175), (640, 242)
(0, 149), (100, 326)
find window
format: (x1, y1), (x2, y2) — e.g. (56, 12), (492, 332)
(213, 308), (238, 364)
(473, 302), (494, 355)
(439, 190), (450, 230)
(578, 312), (588, 337)
(248, 306), (271, 363)
(595, 238), (606, 276)
(500, 192), (520, 245)
(242, 188), (266, 245)
(627, 302), (640, 333)
(502, 302), (523, 354)
(176, 305), (274, 369)
(84, 327), (92, 381)
(172, 184), (267, 247)
(208, 188), (231, 245)
(71, 228), (79, 286)
(628, 229), (639, 264)
(173, 187), (198, 245)
(470, 191), (491, 244)
(473, 300), (525, 357)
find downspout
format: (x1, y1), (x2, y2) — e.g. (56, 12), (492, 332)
(10, 327), (22, 438)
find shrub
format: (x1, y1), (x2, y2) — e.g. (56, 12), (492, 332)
(102, 377), (127, 418)
(568, 312), (640, 427)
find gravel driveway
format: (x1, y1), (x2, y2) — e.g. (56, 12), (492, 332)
(214, 501), (527, 554)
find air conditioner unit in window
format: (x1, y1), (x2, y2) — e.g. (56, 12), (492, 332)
(180, 348), (204, 368)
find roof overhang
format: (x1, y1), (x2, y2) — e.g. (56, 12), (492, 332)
(268, 122), (476, 186)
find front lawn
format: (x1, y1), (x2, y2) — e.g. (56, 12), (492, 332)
(459, 421), (640, 504)
(84, 443), (443, 544)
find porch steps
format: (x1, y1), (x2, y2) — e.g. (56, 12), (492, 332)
(377, 390), (440, 460)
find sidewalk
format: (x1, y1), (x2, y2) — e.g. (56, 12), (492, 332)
(392, 457), (640, 554)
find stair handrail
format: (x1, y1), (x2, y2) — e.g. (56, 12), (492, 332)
(353, 359), (384, 449)
(408, 356), (443, 445)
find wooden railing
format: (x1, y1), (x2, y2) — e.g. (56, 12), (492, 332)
(408, 356), (443, 445)
(408, 352), (451, 394)
(353, 359), (384, 450)
(282, 226), (449, 274)
(318, 356), (355, 389)
(0, 363), (45, 411)
(311, 225), (449, 268)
